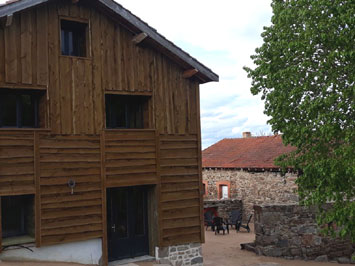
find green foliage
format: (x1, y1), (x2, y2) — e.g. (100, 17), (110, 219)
(244, 0), (355, 241)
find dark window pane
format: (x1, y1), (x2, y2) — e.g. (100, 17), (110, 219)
(0, 89), (42, 128)
(21, 94), (35, 127)
(1, 195), (34, 238)
(0, 94), (17, 127)
(106, 95), (148, 129)
(61, 20), (87, 57)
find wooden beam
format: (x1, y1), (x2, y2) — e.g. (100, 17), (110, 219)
(183, 69), (198, 79)
(132, 32), (148, 45)
(5, 14), (13, 27)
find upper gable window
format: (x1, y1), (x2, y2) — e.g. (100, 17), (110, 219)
(61, 20), (88, 57)
(105, 95), (150, 129)
(0, 89), (43, 128)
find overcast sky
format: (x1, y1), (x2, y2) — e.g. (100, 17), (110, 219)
(0, 0), (273, 149)
(116, 1), (274, 149)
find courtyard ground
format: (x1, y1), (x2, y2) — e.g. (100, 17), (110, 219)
(0, 225), (352, 266)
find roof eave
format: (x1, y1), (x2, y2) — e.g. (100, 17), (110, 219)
(0, 0), (219, 83)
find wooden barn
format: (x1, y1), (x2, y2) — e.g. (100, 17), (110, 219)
(0, 0), (218, 265)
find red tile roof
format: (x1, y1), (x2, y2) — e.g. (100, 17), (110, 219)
(202, 135), (296, 169)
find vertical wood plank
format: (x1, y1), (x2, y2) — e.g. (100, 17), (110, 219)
(69, 3), (80, 18)
(0, 26), (5, 83)
(188, 83), (198, 134)
(72, 59), (82, 134)
(127, 33), (135, 92)
(155, 131), (163, 246)
(155, 55), (164, 133)
(34, 131), (41, 247)
(57, 1), (69, 16)
(21, 11), (33, 84)
(163, 59), (172, 133)
(100, 131), (108, 266)
(114, 24), (122, 91)
(91, 10), (104, 133)
(48, 2), (61, 133)
(37, 4), (49, 86)
(195, 84), (205, 243)
(79, 4), (90, 20)
(101, 16), (114, 91)
(59, 57), (73, 134)
(5, 14), (19, 83)
(0, 196), (2, 252)
(119, 28), (127, 91)
(73, 60), (93, 134)
(31, 8), (37, 86)
(85, 60), (94, 134)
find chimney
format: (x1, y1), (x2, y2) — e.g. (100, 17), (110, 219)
(242, 132), (252, 138)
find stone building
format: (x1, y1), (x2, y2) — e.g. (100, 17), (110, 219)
(202, 133), (299, 219)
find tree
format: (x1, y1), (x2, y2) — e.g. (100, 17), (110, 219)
(244, 0), (355, 241)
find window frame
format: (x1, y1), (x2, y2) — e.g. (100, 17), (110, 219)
(216, 181), (231, 200)
(59, 17), (90, 59)
(0, 89), (44, 129)
(0, 195), (35, 247)
(105, 94), (151, 129)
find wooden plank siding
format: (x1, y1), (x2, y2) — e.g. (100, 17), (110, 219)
(38, 134), (103, 246)
(159, 134), (202, 246)
(104, 130), (158, 187)
(0, 0), (205, 259)
(0, 131), (35, 195)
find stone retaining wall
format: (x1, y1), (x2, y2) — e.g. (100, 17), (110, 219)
(203, 169), (298, 220)
(254, 204), (355, 263)
(156, 243), (203, 266)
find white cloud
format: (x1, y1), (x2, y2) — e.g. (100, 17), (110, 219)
(0, 0), (273, 148)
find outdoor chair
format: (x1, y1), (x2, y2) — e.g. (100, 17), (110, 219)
(237, 214), (253, 233)
(229, 210), (242, 230)
(204, 211), (214, 231)
(213, 216), (228, 235)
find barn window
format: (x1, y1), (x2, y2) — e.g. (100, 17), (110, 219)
(105, 94), (150, 129)
(1, 195), (35, 246)
(0, 89), (43, 128)
(61, 19), (88, 57)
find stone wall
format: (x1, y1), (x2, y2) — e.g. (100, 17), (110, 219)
(203, 169), (298, 220)
(204, 199), (242, 220)
(254, 204), (355, 263)
(155, 243), (203, 266)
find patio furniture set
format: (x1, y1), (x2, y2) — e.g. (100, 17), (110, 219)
(204, 210), (253, 235)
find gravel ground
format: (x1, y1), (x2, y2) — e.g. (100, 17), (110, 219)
(202, 224), (352, 266)
(1, 225), (352, 266)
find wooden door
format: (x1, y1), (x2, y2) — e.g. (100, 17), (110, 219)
(107, 186), (149, 261)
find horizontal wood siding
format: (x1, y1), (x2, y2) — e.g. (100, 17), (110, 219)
(159, 134), (202, 246)
(38, 134), (103, 245)
(0, 131), (35, 195)
(105, 130), (158, 187)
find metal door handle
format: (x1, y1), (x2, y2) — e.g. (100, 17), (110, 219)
(111, 224), (116, 232)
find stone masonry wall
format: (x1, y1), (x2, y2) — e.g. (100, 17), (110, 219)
(156, 243), (203, 266)
(203, 169), (298, 220)
(254, 204), (355, 263)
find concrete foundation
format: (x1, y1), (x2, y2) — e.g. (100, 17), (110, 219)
(0, 238), (102, 265)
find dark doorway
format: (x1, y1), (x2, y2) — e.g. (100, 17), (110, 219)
(107, 186), (149, 261)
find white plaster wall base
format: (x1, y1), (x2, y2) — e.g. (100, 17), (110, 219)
(0, 238), (102, 265)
